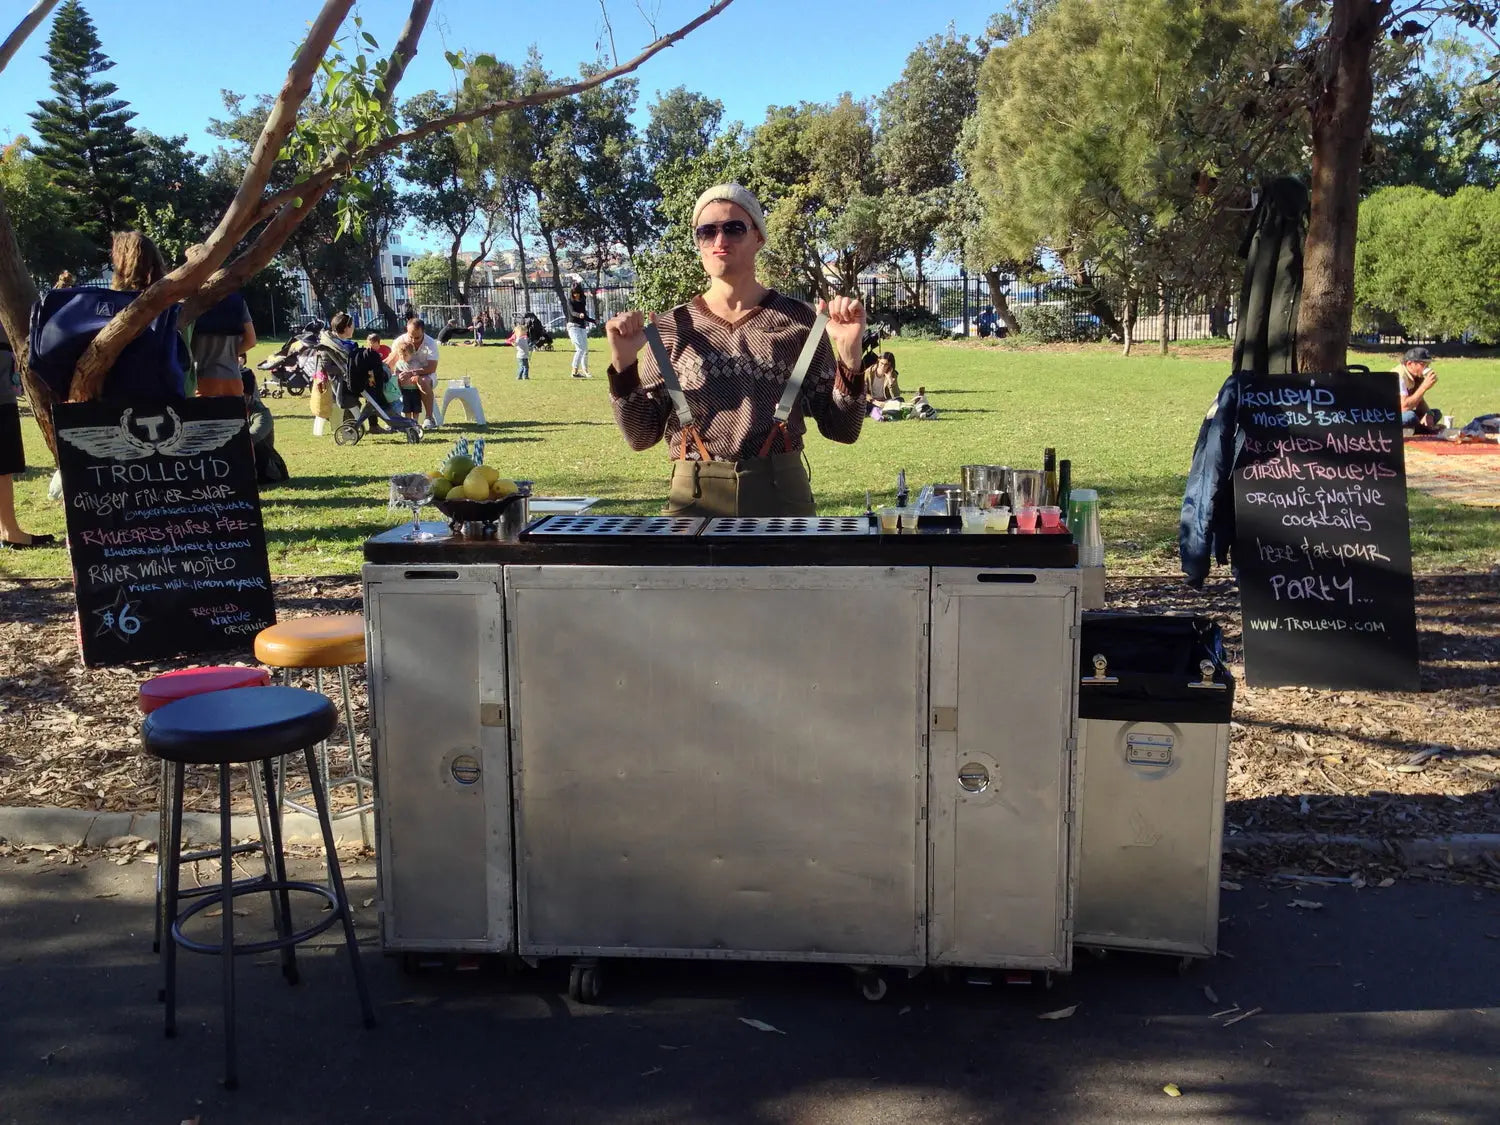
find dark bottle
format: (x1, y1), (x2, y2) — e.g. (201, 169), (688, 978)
(895, 469), (909, 509)
(1043, 448), (1058, 507)
(1058, 459), (1072, 515)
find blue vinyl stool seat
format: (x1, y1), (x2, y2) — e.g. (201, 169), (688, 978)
(143, 686), (375, 1090)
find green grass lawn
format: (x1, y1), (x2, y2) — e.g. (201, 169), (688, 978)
(3, 339), (1496, 579)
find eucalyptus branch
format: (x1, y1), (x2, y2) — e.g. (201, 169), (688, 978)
(250, 0), (734, 229)
(0, 0), (59, 77)
(70, 0), (353, 399)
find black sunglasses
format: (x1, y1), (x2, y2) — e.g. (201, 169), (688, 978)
(694, 220), (751, 244)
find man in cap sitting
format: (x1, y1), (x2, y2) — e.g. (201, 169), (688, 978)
(1396, 347), (1443, 434)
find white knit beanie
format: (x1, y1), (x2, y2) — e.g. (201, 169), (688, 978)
(692, 183), (767, 241)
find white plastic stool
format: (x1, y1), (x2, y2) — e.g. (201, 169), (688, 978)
(438, 379), (486, 425)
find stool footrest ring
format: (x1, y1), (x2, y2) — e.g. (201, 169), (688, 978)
(170, 880), (344, 956)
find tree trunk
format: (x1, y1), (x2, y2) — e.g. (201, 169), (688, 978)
(1121, 291), (1137, 356)
(1299, 0), (1385, 373)
(0, 199), (55, 458)
(365, 254), (400, 330)
(1159, 279), (1170, 356)
(983, 268), (1021, 333)
(538, 224), (568, 314)
(511, 216), (531, 314)
(1071, 266), (1124, 342)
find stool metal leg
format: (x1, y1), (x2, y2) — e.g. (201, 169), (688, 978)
(303, 746), (376, 1030)
(219, 766), (239, 1090)
(154, 760), (169, 955)
(338, 664), (373, 847)
(260, 757), (299, 986)
(163, 763), (185, 1039)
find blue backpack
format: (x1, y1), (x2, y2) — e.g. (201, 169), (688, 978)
(28, 286), (189, 401)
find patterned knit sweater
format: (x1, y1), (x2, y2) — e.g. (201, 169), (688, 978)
(607, 292), (866, 461)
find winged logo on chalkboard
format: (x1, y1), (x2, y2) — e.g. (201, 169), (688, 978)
(59, 407), (245, 461)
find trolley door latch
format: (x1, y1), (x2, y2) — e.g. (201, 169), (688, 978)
(1188, 660), (1226, 690)
(932, 707), (958, 732)
(480, 702), (505, 727)
(1080, 654), (1118, 685)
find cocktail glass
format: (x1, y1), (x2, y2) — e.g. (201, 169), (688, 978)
(960, 506), (988, 534)
(1015, 506), (1038, 532)
(389, 473), (440, 541)
(1038, 505), (1062, 532)
(878, 507), (900, 534)
(984, 507), (1011, 533)
(1011, 470), (1044, 511)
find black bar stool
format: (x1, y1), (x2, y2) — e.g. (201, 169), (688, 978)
(143, 686), (376, 1090)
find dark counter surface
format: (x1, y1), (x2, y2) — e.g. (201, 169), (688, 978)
(364, 518), (1079, 568)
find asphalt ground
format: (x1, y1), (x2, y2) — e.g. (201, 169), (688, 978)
(2, 854), (1499, 1125)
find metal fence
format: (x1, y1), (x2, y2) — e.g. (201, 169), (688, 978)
(290, 273), (1231, 342)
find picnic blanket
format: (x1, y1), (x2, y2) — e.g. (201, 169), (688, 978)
(1403, 436), (1500, 507)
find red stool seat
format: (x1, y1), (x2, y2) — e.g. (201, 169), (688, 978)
(138, 666), (271, 714)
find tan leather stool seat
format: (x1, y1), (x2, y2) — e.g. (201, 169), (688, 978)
(254, 614), (366, 669)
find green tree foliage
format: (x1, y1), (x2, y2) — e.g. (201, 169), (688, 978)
(645, 87), (725, 170)
(27, 0), (144, 253)
(406, 253), (453, 307)
(968, 0), (1295, 346)
(1355, 185), (1500, 341)
(752, 96), (885, 299)
(634, 126), (753, 311)
(401, 88), (500, 305)
(0, 139), (95, 283)
(1366, 37), (1500, 193)
(874, 33), (982, 290)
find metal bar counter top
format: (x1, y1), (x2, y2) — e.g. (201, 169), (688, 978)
(361, 514), (1082, 1000)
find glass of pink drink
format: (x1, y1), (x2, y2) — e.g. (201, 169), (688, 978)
(1038, 505), (1062, 531)
(1015, 506), (1038, 532)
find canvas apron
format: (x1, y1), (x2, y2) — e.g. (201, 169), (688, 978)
(645, 314), (828, 519)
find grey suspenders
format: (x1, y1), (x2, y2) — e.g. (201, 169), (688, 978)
(640, 310), (831, 461)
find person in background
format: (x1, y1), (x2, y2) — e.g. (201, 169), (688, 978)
(191, 290), (257, 397)
(391, 316), (440, 427)
(1396, 346), (1443, 433)
(975, 305), (999, 338)
(437, 318), (461, 345)
(54, 270), (75, 289)
(0, 327), (55, 549)
(472, 313), (486, 347)
(567, 282), (594, 378)
(242, 367), (288, 484)
(366, 332), (390, 363)
(110, 230), (166, 292)
(869, 352), (903, 402)
(508, 320), (532, 380)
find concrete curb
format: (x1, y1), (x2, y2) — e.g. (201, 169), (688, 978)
(0, 805), (371, 849)
(1225, 831), (1500, 866)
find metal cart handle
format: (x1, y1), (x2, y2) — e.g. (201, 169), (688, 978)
(1080, 654), (1118, 685)
(1187, 659), (1227, 691)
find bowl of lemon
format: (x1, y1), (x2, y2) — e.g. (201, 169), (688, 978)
(427, 440), (532, 535)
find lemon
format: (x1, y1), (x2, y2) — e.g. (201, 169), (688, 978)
(473, 465), (500, 485)
(425, 469), (446, 482)
(462, 468), (492, 500)
(489, 478), (518, 499)
(429, 478), (452, 500)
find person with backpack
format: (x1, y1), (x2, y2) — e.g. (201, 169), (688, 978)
(0, 327), (55, 548)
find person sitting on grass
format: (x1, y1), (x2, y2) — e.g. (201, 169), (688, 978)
(869, 352), (903, 402)
(392, 316), (440, 428)
(1396, 346), (1443, 433)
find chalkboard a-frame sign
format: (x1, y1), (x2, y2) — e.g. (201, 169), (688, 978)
(1233, 371), (1419, 691)
(53, 397), (277, 668)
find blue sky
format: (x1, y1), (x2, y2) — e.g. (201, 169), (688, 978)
(0, 0), (999, 171)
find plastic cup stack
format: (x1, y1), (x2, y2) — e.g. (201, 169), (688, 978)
(1067, 489), (1104, 567)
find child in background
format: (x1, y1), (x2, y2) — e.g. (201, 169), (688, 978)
(509, 321), (533, 380)
(366, 332), (391, 362)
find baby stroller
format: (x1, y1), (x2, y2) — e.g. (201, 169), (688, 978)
(255, 320), (321, 397)
(336, 389), (423, 446)
(524, 312), (553, 351)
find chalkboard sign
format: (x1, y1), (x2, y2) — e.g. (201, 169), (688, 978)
(1233, 371), (1419, 690)
(53, 397), (277, 667)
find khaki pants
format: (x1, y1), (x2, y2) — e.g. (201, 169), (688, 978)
(664, 453), (816, 518)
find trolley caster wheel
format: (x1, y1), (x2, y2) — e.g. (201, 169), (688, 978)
(333, 424), (361, 446)
(568, 961), (602, 1004)
(405, 428), (423, 444)
(857, 973), (889, 1003)
(1175, 955), (1196, 977)
(1043, 971), (1055, 991)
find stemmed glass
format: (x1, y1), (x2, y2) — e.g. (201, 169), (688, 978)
(389, 472), (440, 541)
